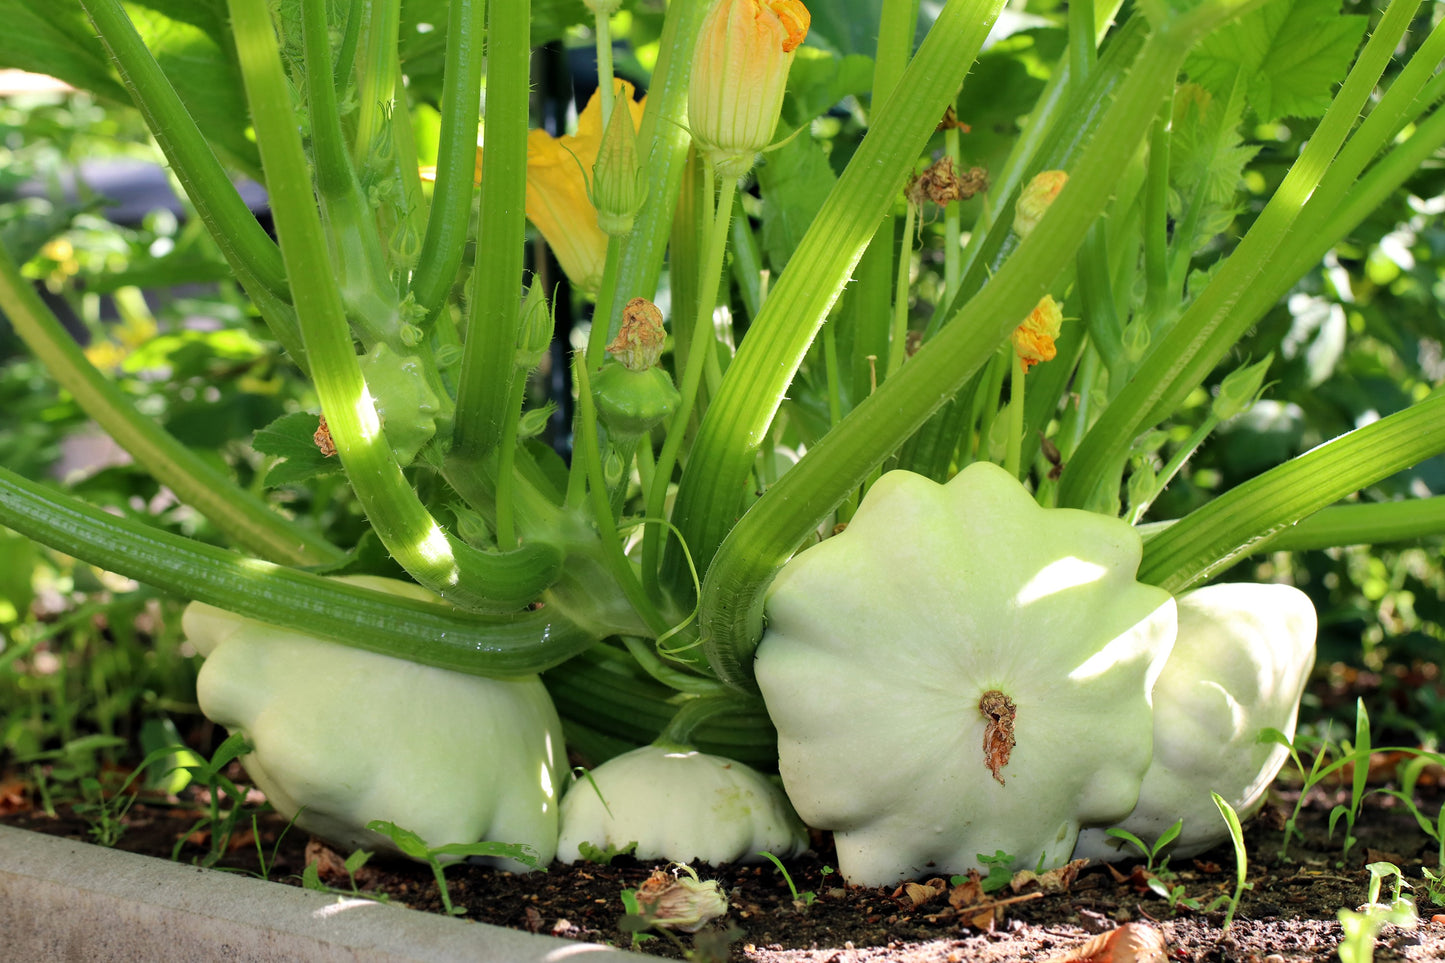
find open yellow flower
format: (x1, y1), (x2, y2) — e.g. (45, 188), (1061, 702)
(424, 81), (645, 292)
(525, 81), (646, 292)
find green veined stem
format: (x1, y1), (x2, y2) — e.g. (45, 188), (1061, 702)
(887, 202), (918, 380)
(450, 0), (531, 464)
(409, 0), (485, 319)
(1139, 390), (1445, 592)
(639, 171), (737, 597)
(230, 0), (559, 612)
(602, 0), (709, 324)
(1249, 497), (1445, 554)
(0, 465), (592, 677)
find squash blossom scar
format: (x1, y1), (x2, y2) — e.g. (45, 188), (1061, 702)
(979, 690), (1016, 785)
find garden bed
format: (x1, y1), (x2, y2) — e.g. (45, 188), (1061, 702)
(4, 768), (1445, 961)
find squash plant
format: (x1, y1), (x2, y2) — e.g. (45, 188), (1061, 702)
(0, 0), (1443, 882)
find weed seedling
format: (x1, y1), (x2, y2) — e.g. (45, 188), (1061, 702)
(579, 839), (638, 866)
(758, 850), (820, 908)
(301, 847), (386, 902)
(366, 819), (541, 915)
(173, 731), (257, 867)
(1107, 818), (1183, 873)
(1211, 792), (1252, 929)
(1337, 862), (1418, 963)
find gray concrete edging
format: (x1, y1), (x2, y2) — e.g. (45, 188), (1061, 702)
(0, 824), (639, 962)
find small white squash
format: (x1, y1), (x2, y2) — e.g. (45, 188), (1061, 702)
(557, 744), (808, 864)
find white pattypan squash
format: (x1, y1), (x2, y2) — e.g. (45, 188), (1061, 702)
(184, 575), (567, 869)
(557, 744), (808, 865)
(755, 462), (1177, 886)
(1073, 582), (1316, 861)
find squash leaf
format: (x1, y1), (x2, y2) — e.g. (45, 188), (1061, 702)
(1183, 0), (1369, 123)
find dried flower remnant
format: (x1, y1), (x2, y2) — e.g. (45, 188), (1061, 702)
(936, 105), (972, 133)
(633, 865), (729, 933)
(1014, 169), (1069, 239)
(907, 157), (989, 208)
(979, 689), (1016, 784)
(605, 298), (667, 371)
(314, 415), (337, 457)
(1012, 295), (1064, 372)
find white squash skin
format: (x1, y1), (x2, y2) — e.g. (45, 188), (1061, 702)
(1073, 582), (1316, 861)
(185, 576), (567, 870)
(756, 463), (1178, 886)
(556, 744), (808, 865)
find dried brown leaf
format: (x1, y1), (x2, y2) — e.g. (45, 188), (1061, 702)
(1046, 923), (1168, 963)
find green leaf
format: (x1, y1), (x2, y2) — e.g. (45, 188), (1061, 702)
(122, 2), (258, 171)
(782, 48), (874, 129)
(364, 819), (431, 861)
(1183, 0), (1369, 123)
(253, 411), (342, 488)
(757, 134), (836, 275)
(430, 839), (543, 869)
(1169, 82), (1261, 256)
(0, 0), (128, 102)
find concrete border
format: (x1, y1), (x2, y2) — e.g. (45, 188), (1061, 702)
(0, 825), (638, 962)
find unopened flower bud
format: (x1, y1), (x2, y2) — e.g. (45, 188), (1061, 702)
(689, 0), (810, 179)
(634, 866), (729, 933)
(1122, 317), (1151, 363)
(516, 279), (555, 371)
(1213, 354), (1274, 421)
(1011, 295), (1063, 372)
(1014, 170), (1068, 239)
(606, 297), (667, 371)
(1127, 458), (1159, 512)
(591, 92), (649, 236)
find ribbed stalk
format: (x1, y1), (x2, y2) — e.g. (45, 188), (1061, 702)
(0, 466), (592, 676)
(1140, 391), (1445, 592)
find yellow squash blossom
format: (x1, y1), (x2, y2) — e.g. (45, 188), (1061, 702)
(689, 0), (810, 178)
(1011, 295), (1063, 372)
(424, 80), (645, 292)
(526, 81), (646, 292)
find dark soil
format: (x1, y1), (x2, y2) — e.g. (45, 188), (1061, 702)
(6, 764), (1445, 961)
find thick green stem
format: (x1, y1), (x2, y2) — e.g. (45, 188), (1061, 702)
(641, 173), (737, 595)
(602, 0), (709, 324)
(230, 0), (559, 612)
(665, 0), (1007, 594)
(410, 0), (485, 318)
(451, 0), (530, 463)
(0, 243), (339, 567)
(1250, 498), (1445, 553)
(697, 16), (1234, 690)
(0, 466), (591, 676)
(1058, 0), (1424, 510)
(1139, 391), (1445, 592)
